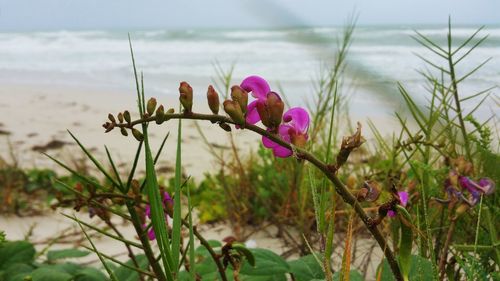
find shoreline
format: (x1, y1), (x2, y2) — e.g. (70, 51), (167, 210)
(0, 81), (401, 180)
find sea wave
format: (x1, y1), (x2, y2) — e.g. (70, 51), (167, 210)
(0, 26), (498, 102)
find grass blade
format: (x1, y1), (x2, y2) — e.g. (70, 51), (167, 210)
(81, 245), (155, 278)
(74, 215), (119, 281)
(105, 145), (124, 189)
(339, 212), (354, 281)
(171, 114), (183, 272)
(67, 130), (122, 192)
(187, 177), (196, 280)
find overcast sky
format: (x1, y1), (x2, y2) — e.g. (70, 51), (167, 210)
(1, 0), (498, 31)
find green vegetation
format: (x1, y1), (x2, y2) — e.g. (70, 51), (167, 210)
(1, 20), (498, 281)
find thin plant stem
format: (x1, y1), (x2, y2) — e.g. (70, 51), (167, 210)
(114, 112), (404, 281)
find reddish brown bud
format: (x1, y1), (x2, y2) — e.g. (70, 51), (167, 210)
(290, 133), (307, 147)
(357, 180), (381, 202)
(131, 180), (141, 195)
(117, 112), (124, 123)
(223, 100), (245, 125)
(336, 122), (365, 169)
(108, 114), (116, 123)
(256, 101), (270, 127)
(156, 105), (165, 124)
(132, 128), (144, 141)
(120, 127), (128, 137)
(147, 98), (157, 115)
(219, 122), (232, 132)
(256, 92), (284, 130)
(103, 122), (114, 133)
(179, 81), (193, 112)
(266, 92), (284, 128)
(123, 110), (131, 123)
(207, 85), (220, 115)
(230, 85), (248, 114)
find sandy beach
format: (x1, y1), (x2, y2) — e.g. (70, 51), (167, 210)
(0, 81), (261, 180)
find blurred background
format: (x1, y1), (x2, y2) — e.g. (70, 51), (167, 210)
(0, 0), (498, 170)
(1, 1), (498, 101)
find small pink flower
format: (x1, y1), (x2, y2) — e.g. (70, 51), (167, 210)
(143, 191), (173, 241)
(459, 176), (495, 205)
(388, 191), (408, 218)
(240, 75), (271, 125)
(262, 107), (310, 158)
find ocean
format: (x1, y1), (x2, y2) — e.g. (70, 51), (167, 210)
(0, 26), (498, 118)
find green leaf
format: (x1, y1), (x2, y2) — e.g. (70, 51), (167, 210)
(377, 255), (434, 281)
(47, 263), (82, 275)
(240, 274), (286, 281)
(0, 241), (36, 270)
(171, 114), (183, 272)
(2, 263), (34, 281)
(113, 255), (149, 281)
(239, 248), (289, 276)
(47, 249), (90, 262)
(30, 267), (73, 281)
(74, 267), (108, 281)
(396, 205), (413, 281)
(333, 270), (363, 281)
(195, 240), (222, 258)
(288, 255), (325, 281)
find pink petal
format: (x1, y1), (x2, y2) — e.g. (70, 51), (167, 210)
(398, 191), (409, 207)
(387, 210), (396, 218)
(240, 75), (270, 99)
(478, 178), (495, 195)
(283, 107), (310, 134)
(147, 228), (156, 240)
(262, 135), (278, 149)
(278, 124), (293, 143)
(273, 145), (292, 158)
(163, 192), (172, 203)
(246, 100), (261, 124)
(145, 205), (152, 219)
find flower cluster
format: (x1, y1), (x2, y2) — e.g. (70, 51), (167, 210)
(387, 191), (409, 218)
(444, 170), (495, 207)
(236, 75), (310, 158)
(143, 192), (173, 240)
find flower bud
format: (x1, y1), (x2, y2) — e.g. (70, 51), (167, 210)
(207, 85), (220, 115)
(117, 112), (124, 123)
(103, 122), (114, 133)
(120, 127), (128, 137)
(230, 85), (248, 114)
(455, 203), (470, 217)
(147, 98), (157, 116)
(219, 122), (232, 132)
(266, 92), (284, 128)
(179, 81), (193, 112)
(124, 110), (131, 123)
(357, 180), (381, 202)
(156, 105), (165, 124)
(256, 101), (271, 127)
(336, 122), (365, 168)
(131, 180), (141, 195)
(108, 114), (116, 123)
(132, 128), (144, 141)
(223, 100), (245, 125)
(290, 132), (307, 147)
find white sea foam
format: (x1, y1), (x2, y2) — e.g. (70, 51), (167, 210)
(0, 27), (498, 109)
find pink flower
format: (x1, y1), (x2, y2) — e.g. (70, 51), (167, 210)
(388, 191), (409, 218)
(143, 192), (173, 241)
(262, 107), (310, 158)
(458, 176), (495, 206)
(240, 75), (271, 125)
